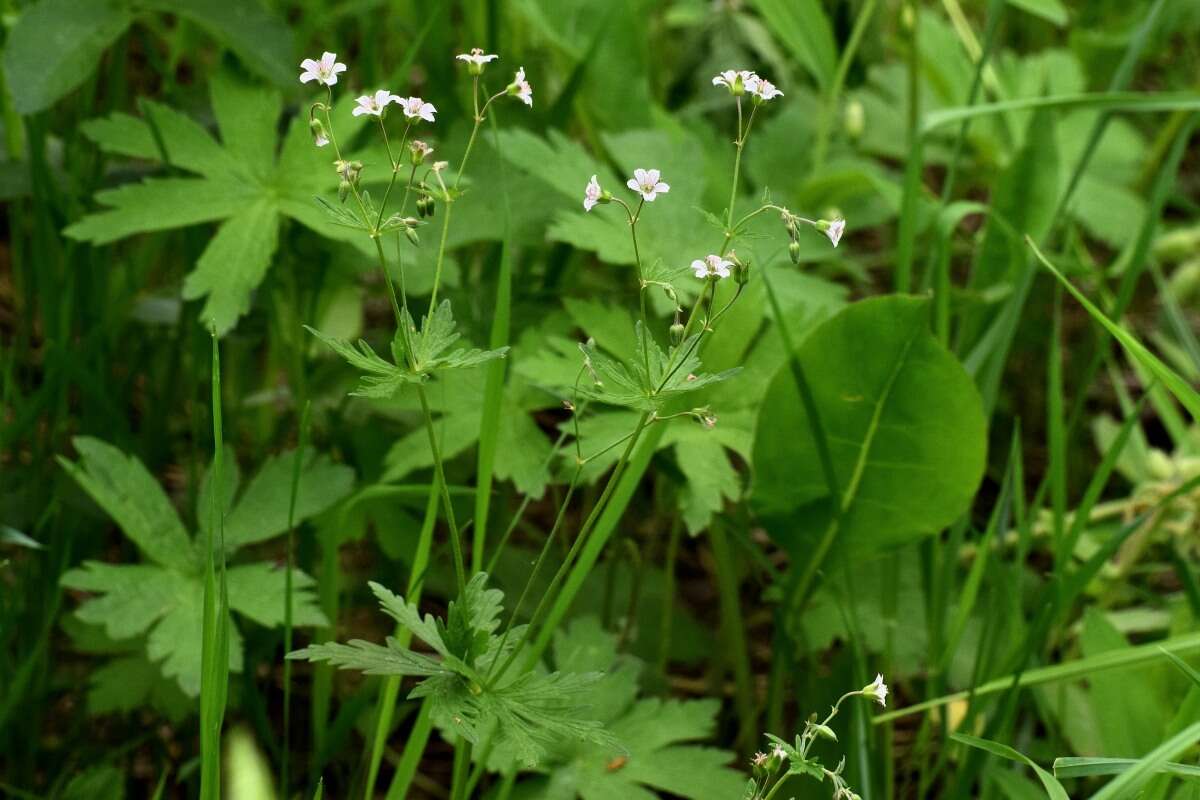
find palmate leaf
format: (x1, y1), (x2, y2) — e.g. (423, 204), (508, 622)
(507, 617), (745, 799)
(305, 326), (420, 399)
(311, 301), (508, 399)
(290, 573), (611, 767)
(400, 300), (510, 374)
(577, 327), (740, 412)
(65, 70), (373, 335)
(59, 439), (349, 698)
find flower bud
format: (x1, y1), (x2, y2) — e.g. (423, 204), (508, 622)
(844, 99), (865, 141)
(670, 322), (685, 345)
(404, 225), (420, 246)
(309, 117), (329, 148)
(338, 179), (351, 203)
(731, 253), (750, 285)
(788, 240), (801, 265)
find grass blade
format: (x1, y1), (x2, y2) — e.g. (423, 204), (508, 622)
(281, 400), (311, 799)
(1091, 722), (1200, 800)
(952, 733), (1068, 800)
(199, 329), (231, 800)
(1053, 756), (1200, 781)
(876, 630), (1200, 724)
(1028, 237), (1200, 421)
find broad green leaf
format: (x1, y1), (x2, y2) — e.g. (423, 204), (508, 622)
(60, 439), (351, 699)
(752, 295), (987, 557)
(87, 654), (190, 720)
(61, 765), (126, 800)
(3, 0), (132, 114)
(67, 73), (372, 335)
(225, 563), (326, 628)
(1004, 0), (1068, 26)
(64, 177), (254, 245)
(149, 582), (243, 696)
(61, 562), (180, 639)
(749, 0), (836, 90)
(58, 437), (194, 570)
(221, 448), (354, 550)
(138, 0), (295, 88)
(182, 200), (281, 334)
(509, 617), (745, 798)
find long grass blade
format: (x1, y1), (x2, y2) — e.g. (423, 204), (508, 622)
(1091, 722), (1200, 800)
(1028, 238), (1200, 421)
(199, 329), (231, 800)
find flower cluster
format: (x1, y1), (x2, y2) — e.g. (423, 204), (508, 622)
(712, 68), (783, 103)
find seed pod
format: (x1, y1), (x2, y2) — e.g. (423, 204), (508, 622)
(670, 322), (685, 345)
(338, 179), (351, 203)
(404, 226), (420, 246)
(788, 240), (801, 265)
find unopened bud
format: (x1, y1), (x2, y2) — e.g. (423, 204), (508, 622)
(844, 99), (865, 140)
(309, 118), (329, 148)
(338, 179), (351, 203)
(788, 240), (801, 265)
(670, 322), (685, 345)
(404, 225), (420, 246)
(731, 252), (750, 285)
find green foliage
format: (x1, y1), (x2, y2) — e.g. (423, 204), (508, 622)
(507, 617), (746, 799)
(65, 70), (369, 334)
(292, 574), (614, 767)
(3, 0), (294, 115)
(308, 300), (508, 399)
(59, 438), (351, 696)
(753, 295), (987, 557)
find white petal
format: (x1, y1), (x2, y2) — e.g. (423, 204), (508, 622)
(626, 178), (640, 193)
(633, 168), (648, 184)
(645, 168), (660, 184)
(654, 182), (670, 194)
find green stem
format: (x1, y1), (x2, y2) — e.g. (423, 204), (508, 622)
(486, 467), (583, 682)
(492, 412), (653, 682)
(416, 384), (468, 592)
(367, 474), (440, 800)
(375, 118), (412, 230)
(812, 0), (879, 168)
(280, 401), (311, 800)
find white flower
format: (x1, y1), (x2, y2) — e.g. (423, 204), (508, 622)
(626, 168), (670, 201)
(457, 48), (499, 66)
(824, 218), (845, 247)
(862, 674), (888, 707)
(690, 253), (732, 279)
(299, 52), (347, 86)
(583, 174), (603, 212)
(751, 77), (784, 102)
(507, 67), (533, 106)
(352, 90), (397, 117)
(771, 744), (788, 760)
(751, 752), (768, 767)
(712, 69), (757, 94)
(399, 96), (437, 123)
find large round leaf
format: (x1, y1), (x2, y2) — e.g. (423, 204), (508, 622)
(752, 295), (986, 557)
